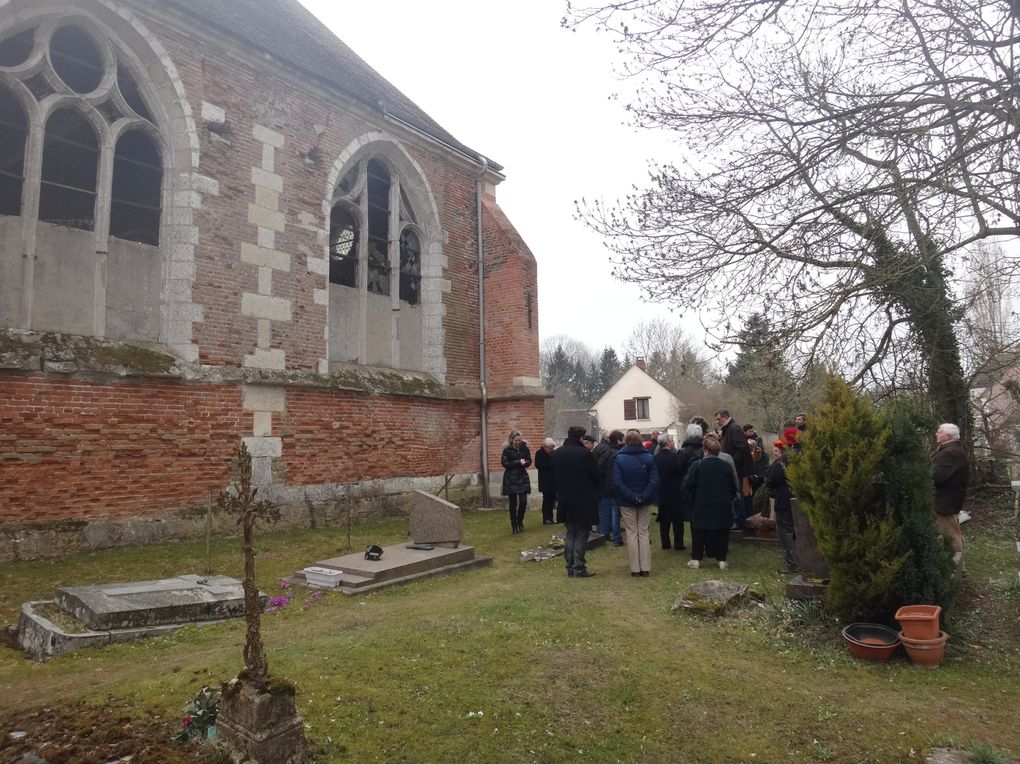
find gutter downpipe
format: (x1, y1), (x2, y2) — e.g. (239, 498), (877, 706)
(476, 158), (491, 507)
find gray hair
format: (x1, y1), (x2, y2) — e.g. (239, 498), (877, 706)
(938, 423), (960, 440)
(543, 437), (556, 447)
(658, 433), (672, 446)
(685, 423), (703, 439)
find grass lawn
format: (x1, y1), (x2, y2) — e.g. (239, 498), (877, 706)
(0, 494), (1018, 763)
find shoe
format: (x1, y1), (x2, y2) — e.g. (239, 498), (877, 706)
(567, 570), (575, 577)
(640, 571), (650, 577)
(662, 545), (671, 551)
(574, 570), (596, 578)
(687, 559), (700, 569)
(719, 561), (729, 570)
(675, 546), (687, 551)
(631, 572), (641, 577)
(613, 541), (624, 547)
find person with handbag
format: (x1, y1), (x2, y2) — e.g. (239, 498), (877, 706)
(612, 429), (660, 577)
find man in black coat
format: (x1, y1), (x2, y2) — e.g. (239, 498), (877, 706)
(715, 409), (751, 528)
(933, 422), (969, 566)
(552, 425), (602, 578)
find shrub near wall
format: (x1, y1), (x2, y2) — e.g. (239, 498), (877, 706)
(788, 376), (956, 623)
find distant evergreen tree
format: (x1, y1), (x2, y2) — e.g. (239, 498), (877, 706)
(726, 312), (796, 431)
(592, 347), (623, 400)
(544, 344), (573, 389)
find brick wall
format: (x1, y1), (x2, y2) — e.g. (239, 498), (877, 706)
(0, 376), (243, 522)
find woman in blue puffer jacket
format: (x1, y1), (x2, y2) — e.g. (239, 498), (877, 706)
(613, 429), (660, 577)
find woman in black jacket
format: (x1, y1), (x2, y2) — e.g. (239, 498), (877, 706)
(534, 438), (558, 525)
(676, 423), (704, 540)
(765, 441), (798, 573)
(653, 434), (685, 551)
(501, 431), (532, 533)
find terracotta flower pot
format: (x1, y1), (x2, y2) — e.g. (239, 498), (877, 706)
(895, 604), (941, 641)
(842, 623), (900, 661)
(898, 630), (948, 669)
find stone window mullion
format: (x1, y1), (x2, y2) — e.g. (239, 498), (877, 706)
(92, 131), (114, 337)
(357, 159), (369, 364)
(20, 105), (44, 329)
(388, 175), (400, 367)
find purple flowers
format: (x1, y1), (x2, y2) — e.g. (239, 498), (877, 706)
(264, 595), (290, 613)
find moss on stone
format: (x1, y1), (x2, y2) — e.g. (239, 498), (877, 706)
(0, 329), (176, 376)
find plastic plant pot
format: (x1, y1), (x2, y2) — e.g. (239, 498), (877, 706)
(895, 604), (942, 641)
(842, 623), (901, 661)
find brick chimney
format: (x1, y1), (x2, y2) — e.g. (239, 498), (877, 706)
(636, 357), (646, 371)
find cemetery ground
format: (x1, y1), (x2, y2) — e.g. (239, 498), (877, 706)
(0, 494), (1017, 763)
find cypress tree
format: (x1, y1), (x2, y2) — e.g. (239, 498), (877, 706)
(787, 376), (906, 622)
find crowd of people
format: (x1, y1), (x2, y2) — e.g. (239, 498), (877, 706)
(503, 410), (970, 578)
(500, 410), (813, 578)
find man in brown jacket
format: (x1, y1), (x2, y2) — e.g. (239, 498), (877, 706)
(932, 423), (968, 566)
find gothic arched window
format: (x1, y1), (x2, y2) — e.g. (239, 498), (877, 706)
(0, 85), (27, 216)
(111, 130), (162, 245)
(39, 108), (99, 231)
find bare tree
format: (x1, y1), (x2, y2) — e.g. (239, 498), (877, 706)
(623, 318), (714, 387)
(566, 0), (1020, 442)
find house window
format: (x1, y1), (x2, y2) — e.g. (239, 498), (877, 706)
(0, 85), (27, 216)
(635, 397), (650, 420)
(624, 397), (651, 420)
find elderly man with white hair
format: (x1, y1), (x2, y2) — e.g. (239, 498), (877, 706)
(534, 437), (559, 525)
(933, 422), (969, 566)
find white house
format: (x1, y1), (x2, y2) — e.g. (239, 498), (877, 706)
(589, 360), (685, 442)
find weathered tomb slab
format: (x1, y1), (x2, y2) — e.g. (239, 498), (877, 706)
(291, 543), (490, 594)
(672, 579), (749, 615)
(791, 497), (829, 579)
(55, 574), (249, 630)
(409, 490), (463, 548)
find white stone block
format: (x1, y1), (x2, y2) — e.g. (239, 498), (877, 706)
(242, 385), (286, 412)
(192, 174), (220, 196)
(201, 101), (226, 125)
(244, 348), (287, 370)
(306, 257), (327, 277)
(252, 124), (285, 148)
(297, 211), (318, 231)
(252, 410), (273, 437)
(241, 292), (292, 322)
(251, 167), (283, 193)
(257, 318), (271, 348)
(243, 436), (282, 458)
(258, 267), (272, 296)
(313, 288), (328, 306)
(254, 186), (279, 211)
(173, 190), (202, 209)
(251, 455), (273, 486)
(240, 242), (290, 272)
(257, 227), (275, 249)
(318, 358), (329, 375)
(167, 260), (196, 280)
(512, 376), (542, 387)
(262, 143), (275, 172)
(248, 203), (286, 232)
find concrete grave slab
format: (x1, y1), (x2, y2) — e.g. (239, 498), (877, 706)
(290, 543), (490, 594)
(409, 490), (463, 548)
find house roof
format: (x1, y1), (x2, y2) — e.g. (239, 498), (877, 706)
(590, 363), (680, 413)
(155, 0), (500, 170)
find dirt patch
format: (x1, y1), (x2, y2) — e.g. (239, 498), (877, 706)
(0, 700), (225, 763)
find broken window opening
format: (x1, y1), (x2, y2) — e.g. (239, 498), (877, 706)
(337, 165), (358, 195)
(0, 28), (35, 68)
(366, 158), (390, 296)
(50, 26), (104, 94)
(110, 130), (162, 245)
(398, 228), (421, 305)
(116, 62), (152, 121)
(39, 108), (99, 230)
(399, 187), (417, 225)
(328, 204), (358, 288)
(0, 85), (28, 216)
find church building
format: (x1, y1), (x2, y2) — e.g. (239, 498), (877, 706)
(0, 0), (544, 559)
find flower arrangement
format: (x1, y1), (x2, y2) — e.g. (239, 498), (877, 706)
(172, 686), (219, 741)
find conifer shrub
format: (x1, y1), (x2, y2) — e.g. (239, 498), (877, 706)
(787, 376), (958, 623)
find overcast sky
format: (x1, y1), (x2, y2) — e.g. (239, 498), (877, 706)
(298, 0), (679, 357)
